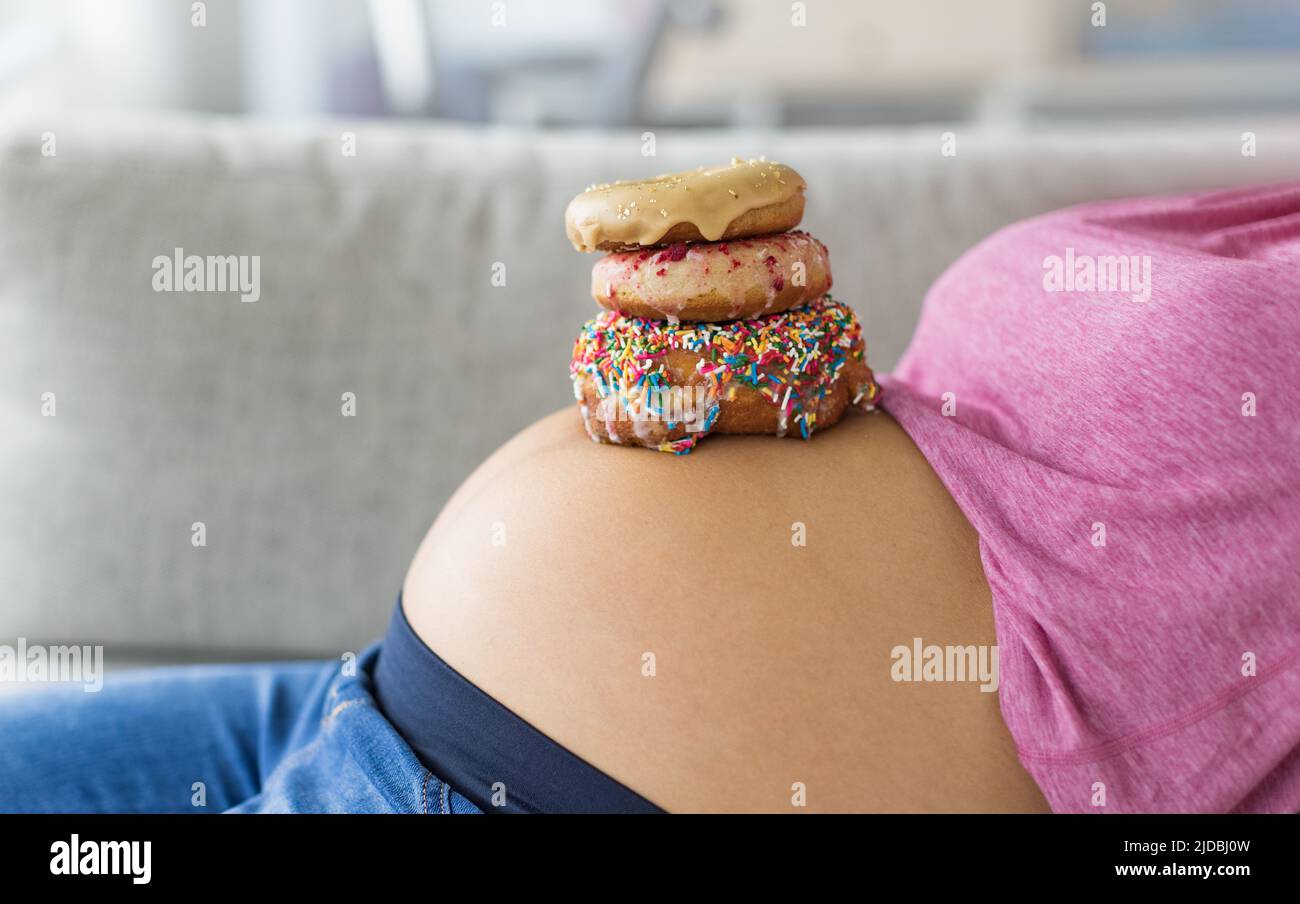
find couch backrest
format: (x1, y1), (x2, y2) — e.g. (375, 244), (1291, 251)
(3, 114), (1298, 658)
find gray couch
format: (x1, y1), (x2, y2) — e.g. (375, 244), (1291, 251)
(4, 112), (1299, 664)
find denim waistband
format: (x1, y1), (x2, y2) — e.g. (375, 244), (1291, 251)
(372, 596), (664, 814)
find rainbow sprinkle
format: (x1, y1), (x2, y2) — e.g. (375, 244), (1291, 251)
(570, 295), (878, 453)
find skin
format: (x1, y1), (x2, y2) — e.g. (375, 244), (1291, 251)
(403, 406), (1051, 813)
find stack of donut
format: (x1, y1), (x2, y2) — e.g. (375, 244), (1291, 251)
(565, 158), (879, 454)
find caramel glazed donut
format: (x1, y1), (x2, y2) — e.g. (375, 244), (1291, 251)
(564, 158), (880, 454)
(565, 158), (807, 253)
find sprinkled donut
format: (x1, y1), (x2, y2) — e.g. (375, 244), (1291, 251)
(591, 230), (832, 322)
(570, 296), (880, 454)
(565, 158), (806, 253)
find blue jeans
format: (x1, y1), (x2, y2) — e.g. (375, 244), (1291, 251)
(0, 644), (481, 814)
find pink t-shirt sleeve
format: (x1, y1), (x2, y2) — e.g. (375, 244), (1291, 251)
(879, 181), (1300, 813)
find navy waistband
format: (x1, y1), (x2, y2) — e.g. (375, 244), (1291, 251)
(372, 596), (664, 814)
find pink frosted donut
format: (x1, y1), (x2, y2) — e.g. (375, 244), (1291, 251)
(590, 230), (832, 322)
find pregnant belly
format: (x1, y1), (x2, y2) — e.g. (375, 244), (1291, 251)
(401, 407), (1048, 813)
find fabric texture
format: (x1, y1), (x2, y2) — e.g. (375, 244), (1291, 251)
(880, 180), (1300, 813)
(0, 644), (481, 814)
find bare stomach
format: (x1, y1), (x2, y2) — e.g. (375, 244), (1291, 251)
(402, 406), (1050, 813)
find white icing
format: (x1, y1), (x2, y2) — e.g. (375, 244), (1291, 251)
(632, 414), (654, 441)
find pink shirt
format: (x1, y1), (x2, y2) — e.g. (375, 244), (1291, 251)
(880, 181), (1300, 813)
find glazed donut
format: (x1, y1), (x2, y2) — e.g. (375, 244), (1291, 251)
(591, 230), (832, 322)
(570, 296), (880, 454)
(565, 158), (806, 253)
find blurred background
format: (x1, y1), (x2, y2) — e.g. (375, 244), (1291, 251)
(4, 0), (1300, 126)
(3, 0), (1300, 671)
